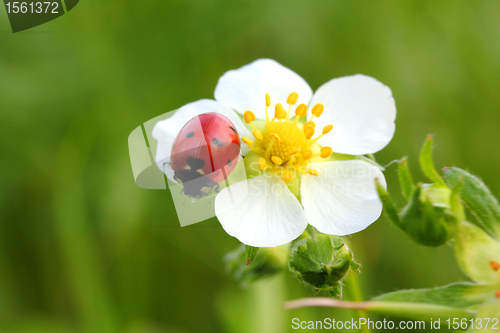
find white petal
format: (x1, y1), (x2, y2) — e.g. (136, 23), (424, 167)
(152, 99), (252, 177)
(301, 160), (386, 236)
(215, 174), (308, 247)
(214, 59), (313, 119)
(309, 74), (396, 155)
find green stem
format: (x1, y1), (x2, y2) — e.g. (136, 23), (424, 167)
(347, 273), (371, 333)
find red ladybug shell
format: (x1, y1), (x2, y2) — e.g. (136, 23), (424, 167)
(171, 113), (241, 183)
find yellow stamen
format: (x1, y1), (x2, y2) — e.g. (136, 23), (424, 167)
(293, 104), (308, 125)
(245, 110), (263, 139)
(299, 168), (308, 174)
(302, 149), (313, 160)
(275, 103), (287, 120)
(295, 104), (307, 118)
(304, 121), (316, 128)
(265, 93), (271, 124)
(287, 92), (299, 105)
(281, 171), (294, 182)
(309, 125), (333, 144)
(241, 137), (253, 146)
(258, 158), (267, 171)
(269, 133), (281, 142)
(320, 146), (333, 158)
(271, 156), (283, 166)
(264, 133), (280, 159)
(311, 104), (324, 117)
(244, 110), (256, 124)
(322, 125), (333, 134)
(304, 126), (315, 140)
(241, 136), (262, 154)
(283, 148), (300, 167)
(286, 92), (299, 120)
(253, 129), (263, 141)
(307, 169), (319, 176)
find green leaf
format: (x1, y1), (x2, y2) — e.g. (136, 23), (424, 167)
(419, 135), (447, 188)
(245, 245), (259, 265)
(373, 282), (496, 309)
(453, 221), (500, 283)
(467, 299), (500, 332)
(367, 301), (475, 321)
(398, 157), (414, 200)
(443, 167), (500, 240)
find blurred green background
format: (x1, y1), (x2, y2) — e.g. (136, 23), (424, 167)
(2, 0), (500, 332)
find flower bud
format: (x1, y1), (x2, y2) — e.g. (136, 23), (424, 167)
(399, 183), (456, 246)
(289, 232), (359, 298)
(443, 167), (500, 239)
(376, 136), (464, 247)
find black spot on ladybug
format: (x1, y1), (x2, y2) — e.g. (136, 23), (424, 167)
(230, 126), (237, 133)
(187, 156), (205, 171)
(227, 159), (232, 167)
(212, 137), (223, 147)
(185, 131), (195, 138)
(174, 169), (219, 198)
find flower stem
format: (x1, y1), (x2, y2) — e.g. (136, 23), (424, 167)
(347, 273), (371, 333)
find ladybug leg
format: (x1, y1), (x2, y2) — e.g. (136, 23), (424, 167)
(202, 197), (212, 205)
(182, 197), (189, 206)
(214, 183), (221, 193)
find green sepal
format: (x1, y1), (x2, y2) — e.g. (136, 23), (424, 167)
(289, 233), (355, 298)
(373, 282), (497, 309)
(225, 244), (283, 286)
(400, 183), (455, 247)
(419, 135), (447, 188)
(350, 260), (361, 273)
(376, 178), (402, 228)
(305, 224), (317, 241)
(330, 283), (343, 298)
(398, 157), (414, 200)
(245, 245), (259, 265)
(444, 167), (500, 240)
(453, 221), (500, 284)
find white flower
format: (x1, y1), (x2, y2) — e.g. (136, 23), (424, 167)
(153, 59), (396, 247)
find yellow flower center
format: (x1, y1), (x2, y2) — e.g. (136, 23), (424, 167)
(263, 121), (307, 164)
(241, 92), (334, 182)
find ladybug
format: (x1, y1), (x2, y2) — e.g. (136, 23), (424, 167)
(170, 112), (241, 199)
